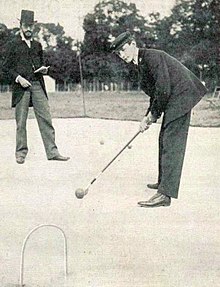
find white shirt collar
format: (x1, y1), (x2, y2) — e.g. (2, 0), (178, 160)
(132, 48), (139, 65)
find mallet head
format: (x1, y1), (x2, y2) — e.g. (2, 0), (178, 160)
(75, 188), (86, 199)
(75, 188), (88, 199)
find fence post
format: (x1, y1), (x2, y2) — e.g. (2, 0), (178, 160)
(78, 51), (86, 116)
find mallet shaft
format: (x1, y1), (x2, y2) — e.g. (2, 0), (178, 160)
(84, 130), (141, 192)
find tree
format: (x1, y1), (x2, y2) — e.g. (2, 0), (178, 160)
(82, 0), (150, 53)
(82, 0), (146, 85)
(0, 23), (10, 84)
(209, 0), (220, 85)
(44, 37), (80, 87)
(150, 0), (220, 88)
(34, 23), (80, 86)
(34, 23), (65, 49)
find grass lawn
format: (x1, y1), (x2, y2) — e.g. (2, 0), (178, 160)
(0, 91), (220, 127)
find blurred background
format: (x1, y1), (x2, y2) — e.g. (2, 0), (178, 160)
(0, 0), (220, 126)
(1, 0), (220, 90)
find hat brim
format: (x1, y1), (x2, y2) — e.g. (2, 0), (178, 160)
(17, 18), (37, 24)
(110, 34), (133, 53)
(111, 40), (129, 53)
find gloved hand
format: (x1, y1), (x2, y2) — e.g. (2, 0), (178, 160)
(139, 112), (156, 132)
(16, 76), (32, 88)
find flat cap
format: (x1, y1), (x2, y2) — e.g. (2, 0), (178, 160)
(110, 31), (133, 52)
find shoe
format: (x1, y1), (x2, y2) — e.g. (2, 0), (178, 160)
(16, 157), (25, 164)
(147, 183), (159, 189)
(49, 155), (70, 161)
(147, 192), (161, 202)
(138, 193), (171, 208)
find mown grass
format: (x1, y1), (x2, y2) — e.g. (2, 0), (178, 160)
(0, 91), (220, 127)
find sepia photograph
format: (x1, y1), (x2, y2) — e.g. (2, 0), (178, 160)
(0, 0), (219, 286)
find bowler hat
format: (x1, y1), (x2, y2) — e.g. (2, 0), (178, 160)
(110, 31), (133, 52)
(19, 10), (36, 25)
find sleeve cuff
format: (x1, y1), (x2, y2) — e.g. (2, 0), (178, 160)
(15, 75), (21, 83)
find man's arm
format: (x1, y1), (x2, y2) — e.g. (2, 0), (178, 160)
(147, 51), (171, 117)
(3, 42), (32, 88)
(145, 97), (162, 119)
(3, 42), (20, 82)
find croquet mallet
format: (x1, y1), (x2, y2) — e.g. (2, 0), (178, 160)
(75, 130), (141, 199)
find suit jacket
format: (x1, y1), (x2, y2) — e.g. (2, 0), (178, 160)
(3, 35), (48, 107)
(138, 49), (207, 126)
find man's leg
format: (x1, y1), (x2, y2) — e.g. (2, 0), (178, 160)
(146, 123), (165, 190)
(15, 91), (30, 160)
(138, 112), (191, 207)
(146, 124), (164, 190)
(158, 124), (165, 185)
(31, 81), (60, 159)
(158, 112), (191, 199)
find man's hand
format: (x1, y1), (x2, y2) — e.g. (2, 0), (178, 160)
(139, 112), (156, 132)
(17, 76), (32, 88)
(34, 66), (50, 74)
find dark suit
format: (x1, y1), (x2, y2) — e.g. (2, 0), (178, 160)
(3, 35), (47, 107)
(138, 49), (207, 198)
(3, 35), (60, 159)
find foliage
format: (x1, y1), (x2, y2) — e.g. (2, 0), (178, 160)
(150, 0), (220, 87)
(80, 0), (220, 88)
(81, 0), (145, 86)
(0, 23), (10, 83)
(82, 0), (148, 53)
(33, 23), (80, 84)
(1, 0), (219, 89)
(34, 23), (65, 49)
(44, 46), (80, 84)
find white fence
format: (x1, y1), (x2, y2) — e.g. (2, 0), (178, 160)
(0, 84), (11, 93)
(55, 80), (139, 92)
(0, 80), (139, 93)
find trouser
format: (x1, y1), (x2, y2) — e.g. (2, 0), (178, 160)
(15, 81), (59, 159)
(157, 111), (191, 198)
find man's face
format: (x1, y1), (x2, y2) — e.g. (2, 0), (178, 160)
(20, 22), (34, 39)
(117, 40), (136, 63)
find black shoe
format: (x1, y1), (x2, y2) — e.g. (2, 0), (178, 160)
(147, 192), (161, 202)
(138, 193), (171, 208)
(147, 183), (159, 190)
(16, 157), (25, 164)
(49, 155), (70, 161)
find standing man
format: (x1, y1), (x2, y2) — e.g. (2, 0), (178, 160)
(110, 32), (207, 208)
(3, 10), (69, 164)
